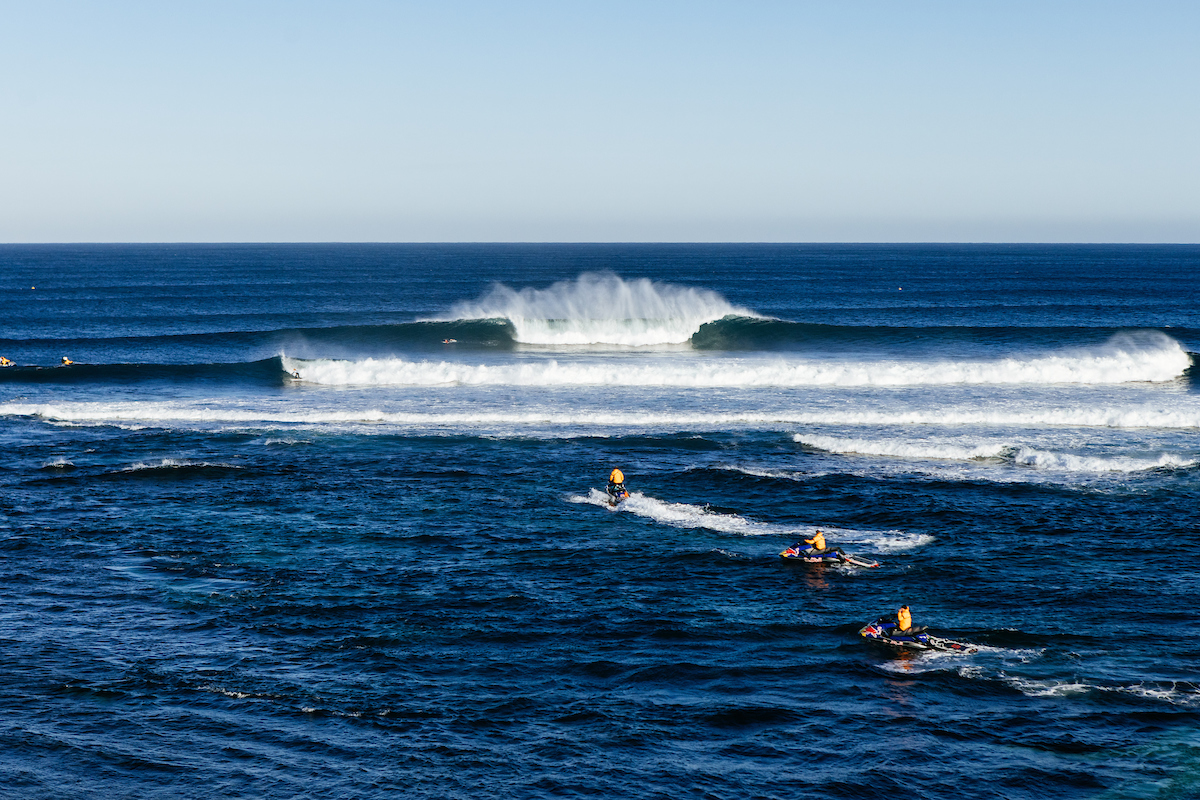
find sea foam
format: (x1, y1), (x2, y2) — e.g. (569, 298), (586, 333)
(796, 435), (1197, 473)
(8, 401), (1200, 432)
(283, 331), (1190, 387)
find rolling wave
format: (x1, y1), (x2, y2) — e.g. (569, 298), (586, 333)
(7, 402), (1200, 431)
(796, 434), (1197, 473)
(285, 332), (1190, 387)
(3, 307), (1194, 366)
(691, 319), (1200, 352)
(0, 319), (519, 357)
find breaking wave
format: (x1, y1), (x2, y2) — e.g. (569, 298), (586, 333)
(441, 272), (759, 346)
(796, 435), (1197, 473)
(284, 332), (1190, 387)
(8, 401), (1200, 432)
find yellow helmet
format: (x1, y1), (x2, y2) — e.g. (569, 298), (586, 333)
(609, 469), (624, 483)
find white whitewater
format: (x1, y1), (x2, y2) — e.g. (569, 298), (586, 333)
(8, 399), (1200, 431)
(796, 434), (1197, 473)
(568, 489), (930, 551)
(442, 272), (757, 346)
(283, 331), (1190, 387)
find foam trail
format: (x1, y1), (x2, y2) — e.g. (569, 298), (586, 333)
(572, 489), (773, 534)
(568, 489), (929, 550)
(877, 646), (1045, 674)
(123, 459), (241, 472)
(284, 332), (1190, 387)
(441, 272), (758, 346)
(1002, 675), (1200, 706)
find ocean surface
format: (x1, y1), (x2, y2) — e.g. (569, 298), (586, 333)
(2, 243), (1198, 799)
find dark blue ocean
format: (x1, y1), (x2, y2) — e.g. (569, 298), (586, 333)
(2, 244), (1199, 799)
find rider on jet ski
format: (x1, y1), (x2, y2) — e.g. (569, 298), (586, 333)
(891, 605), (927, 637)
(791, 529), (843, 557)
(607, 469), (629, 503)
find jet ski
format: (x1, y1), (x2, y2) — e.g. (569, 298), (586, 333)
(779, 544), (879, 568)
(606, 487), (630, 507)
(858, 617), (977, 653)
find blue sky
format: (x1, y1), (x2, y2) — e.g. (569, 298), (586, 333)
(2, 1), (1197, 242)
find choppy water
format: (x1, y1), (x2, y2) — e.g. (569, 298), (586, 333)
(2, 244), (1199, 799)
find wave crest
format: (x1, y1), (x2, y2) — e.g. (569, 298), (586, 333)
(442, 273), (758, 346)
(283, 332), (1189, 388)
(796, 434), (1197, 473)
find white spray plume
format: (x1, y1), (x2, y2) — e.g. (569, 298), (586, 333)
(443, 272), (757, 346)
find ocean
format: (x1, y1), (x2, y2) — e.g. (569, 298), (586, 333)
(2, 243), (1198, 799)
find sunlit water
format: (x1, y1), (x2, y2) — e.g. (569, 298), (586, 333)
(2, 244), (1199, 799)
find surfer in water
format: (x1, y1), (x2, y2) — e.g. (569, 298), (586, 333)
(606, 469), (629, 504)
(60, 357), (74, 366)
(0, 356), (12, 367)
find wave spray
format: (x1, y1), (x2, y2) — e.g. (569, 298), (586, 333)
(444, 272), (758, 346)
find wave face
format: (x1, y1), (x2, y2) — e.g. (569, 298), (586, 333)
(442, 272), (758, 346)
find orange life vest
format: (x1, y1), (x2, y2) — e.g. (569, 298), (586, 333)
(897, 606), (912, 631)
(805, 531), (826, 550)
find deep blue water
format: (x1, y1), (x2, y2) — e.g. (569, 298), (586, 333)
(2, 244), (1199, 799)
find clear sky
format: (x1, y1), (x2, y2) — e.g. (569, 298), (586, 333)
(2, 1), (1197, 242)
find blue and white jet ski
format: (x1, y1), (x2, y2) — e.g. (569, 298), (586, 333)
(858, 617), (977, 653)
(779, 544), (879, 568)
(606, 487), (630, 507)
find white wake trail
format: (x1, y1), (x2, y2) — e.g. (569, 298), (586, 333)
(568, 489), (929, 551)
